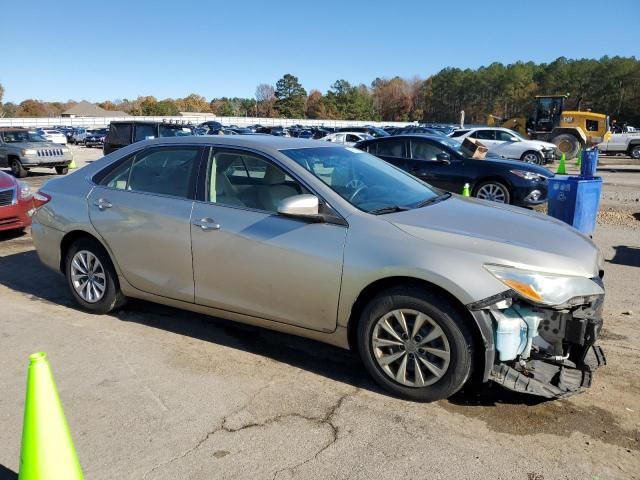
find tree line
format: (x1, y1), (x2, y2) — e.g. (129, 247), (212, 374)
(1, 56), (639, 125)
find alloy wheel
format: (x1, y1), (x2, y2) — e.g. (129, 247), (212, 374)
(371, 309), (451, 387)
(476, 183), (508, 203)
(522, 153), (540, 164)
(70, 250), (106, 303)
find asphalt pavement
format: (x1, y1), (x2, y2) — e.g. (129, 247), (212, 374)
(0, 146), (638, 479)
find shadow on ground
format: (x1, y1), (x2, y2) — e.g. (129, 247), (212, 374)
(0, 249), (560, 406)
(0, 465), (17, 480)
(609, 245), (640, 267)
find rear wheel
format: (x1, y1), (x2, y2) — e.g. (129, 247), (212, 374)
(629, 145), (640, 159)
(55, 166), (69, 175)
(65, 237), (126, 314)
(357, 287), (475, 402)
(473, 180), (511, 204)
(10, 158), (28, 178)
(551, 133), (581, 159)
(521, 150), (543, 164)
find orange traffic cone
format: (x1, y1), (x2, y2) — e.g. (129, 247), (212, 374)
(18, 352), (83, 480)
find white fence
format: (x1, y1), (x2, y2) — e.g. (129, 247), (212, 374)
(0, 115), (413, 129)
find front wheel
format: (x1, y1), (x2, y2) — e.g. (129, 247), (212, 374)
(357, 287), (475, 402)
(10, 158), (28, 178)
(521, 150), (543, 165)
(65, 237), (126, 314)
(629, 145), (640, 159)
(473, 180), (511, 204)
(55, 166), (69, 175)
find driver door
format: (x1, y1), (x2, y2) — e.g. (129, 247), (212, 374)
(190, 148), (348, 332)
(408, 139), (463, 191)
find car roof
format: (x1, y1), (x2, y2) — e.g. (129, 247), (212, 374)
(135, 134), (336, 151)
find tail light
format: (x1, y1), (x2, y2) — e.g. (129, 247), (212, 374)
(33, 192), (52, 208)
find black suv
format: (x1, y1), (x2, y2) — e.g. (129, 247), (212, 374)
(103, 122), (195, 154)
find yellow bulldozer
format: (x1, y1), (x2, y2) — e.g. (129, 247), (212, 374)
(487, 94), (611, 159)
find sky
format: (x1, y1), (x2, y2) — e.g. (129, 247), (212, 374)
(1, 0), (638, 103)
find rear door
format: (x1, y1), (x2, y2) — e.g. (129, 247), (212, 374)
(190, 148), (347, 332)
(88, 145), (203, 302)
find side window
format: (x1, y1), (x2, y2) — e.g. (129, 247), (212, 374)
(334, 133), (346, 144)
(495, 131), (516, 141)
(134, 124), (156, 142)
(375, 140), (405, 157)
(109, 123), (132, 145)
(474, 130), (496, 140)
(586, 120), (599, 132)
(346, 134), (360, 143)
(100, 147), (200, 198)
(411, 141), (446, 161)
(208, 150), (308, 212)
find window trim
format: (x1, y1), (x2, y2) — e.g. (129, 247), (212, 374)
(195, 145), (348, 226)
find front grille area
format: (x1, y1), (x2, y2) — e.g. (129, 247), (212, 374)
(0, 216), (19, 226)
(37, 148), (64, 157)
(0, 187), (16, 207)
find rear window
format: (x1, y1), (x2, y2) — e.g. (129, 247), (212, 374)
(449, 130), (468, 137)
(108, 123), (133, 145)
(134, 124), (156, 142)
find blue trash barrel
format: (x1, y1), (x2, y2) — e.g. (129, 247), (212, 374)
(547, 176), (603, 234)
(580, 148), (598, 178)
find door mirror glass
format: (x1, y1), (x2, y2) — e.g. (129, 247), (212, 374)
(278, 194), (320, 218)
(436, 153), (451, 164)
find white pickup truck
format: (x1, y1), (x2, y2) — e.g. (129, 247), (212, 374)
(598, 127), (640, 159)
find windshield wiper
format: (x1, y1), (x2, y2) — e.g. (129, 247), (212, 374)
(415, 192), (452, 208)
(369, 205), (410, 215)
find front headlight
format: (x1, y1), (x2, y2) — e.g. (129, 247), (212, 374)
(21, 149), (37, 155)
(510, 169), (544, 181)
(17, 181), (32, 200)
(484, 264), (604, 306)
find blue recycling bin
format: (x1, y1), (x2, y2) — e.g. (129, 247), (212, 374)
(580, 148), (599, 178)
(547, 176), (602, 234)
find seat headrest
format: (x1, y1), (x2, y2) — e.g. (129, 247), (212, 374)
(263, 164), (285, 185)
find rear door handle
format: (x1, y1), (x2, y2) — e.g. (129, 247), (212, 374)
(192, 217), (220, 231)
(94, 198), (112, 210)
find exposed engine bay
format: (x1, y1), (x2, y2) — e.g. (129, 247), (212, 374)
(478, 289), (606, 398)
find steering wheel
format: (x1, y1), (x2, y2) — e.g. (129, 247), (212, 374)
(349, 184), (369, 202)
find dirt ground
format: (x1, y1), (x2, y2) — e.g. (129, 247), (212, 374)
(0, 145), (638, 479)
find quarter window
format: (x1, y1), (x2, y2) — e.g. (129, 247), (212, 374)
(411, 141), (447, 161)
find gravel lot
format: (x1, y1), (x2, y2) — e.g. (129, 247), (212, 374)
(1, 145), (639, 479)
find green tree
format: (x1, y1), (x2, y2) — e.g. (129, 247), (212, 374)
(274, 74), (307, 118)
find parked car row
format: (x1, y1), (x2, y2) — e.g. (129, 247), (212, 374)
(29, 134), (606, 402)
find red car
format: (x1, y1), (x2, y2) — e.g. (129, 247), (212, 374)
(0, 170), (34, 232)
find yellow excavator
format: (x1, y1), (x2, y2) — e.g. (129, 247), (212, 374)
(488, 94), (611, 159)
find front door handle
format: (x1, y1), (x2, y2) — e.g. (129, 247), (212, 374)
(94, 198), (112, 210)
(192, 217), (220, 231)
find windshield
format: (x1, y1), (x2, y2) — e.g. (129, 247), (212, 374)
(368, 127), (389, 137)
(509, 129), (528, 140)
(1, 131), (46, 143)
(281, 146), (440, 213)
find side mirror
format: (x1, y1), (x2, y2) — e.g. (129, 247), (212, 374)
(278, 194), (321, 220)
(436, 153), (451, 164)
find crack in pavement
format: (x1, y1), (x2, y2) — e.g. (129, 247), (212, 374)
(141, 386), (358, 480)
(270, 389), (358, 480)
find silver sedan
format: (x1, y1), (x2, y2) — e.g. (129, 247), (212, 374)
(31, 136), (606, 401)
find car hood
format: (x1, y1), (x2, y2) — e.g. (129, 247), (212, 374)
(468, 155), (554, 177)
(385, 195), (599, 278)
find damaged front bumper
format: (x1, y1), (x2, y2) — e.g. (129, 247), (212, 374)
(468, 280), (606, 399)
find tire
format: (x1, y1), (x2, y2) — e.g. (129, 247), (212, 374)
(520, 150), (543, 165)
(357, 287), (475, 402)
(55, 166), (69, 175)
(65, 237), (126, 314)
(85, 144), (91, 148)
(551, 133), (581, 159)
(9, 158), (28, 178)
(473, 180), (511, 204)
(629, 144), (640, 160)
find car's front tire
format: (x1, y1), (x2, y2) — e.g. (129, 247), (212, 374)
(521, 150), (542, 164)
(65, 237), (126, 314)
(473, 180), (511, 204)
(629, 145), (640, 160)
(55, 166), (69, 175)
(10, 158), (28, 178)
(357, 287), (475, 402)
